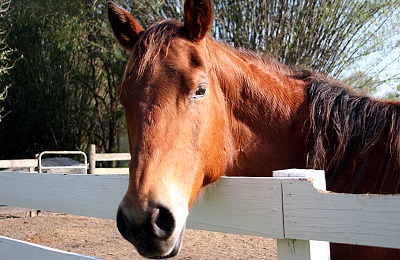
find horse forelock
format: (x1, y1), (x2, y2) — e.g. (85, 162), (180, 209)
(306, 77), (400, 193)
(125, 20), (182, 83)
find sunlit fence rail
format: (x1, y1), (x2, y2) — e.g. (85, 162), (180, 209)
(0, 169), (399, 259)
(88, 144), (130, 174)
(0, 159), (38, 172)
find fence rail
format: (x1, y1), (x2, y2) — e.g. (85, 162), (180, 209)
(0, 169), (399, 259)
(0, 145), (130, 174)
(89, 144), (130, 174)
(0, 236), (98, 260)
(0, 159), (37, 172)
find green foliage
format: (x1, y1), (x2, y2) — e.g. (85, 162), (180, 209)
(212, 0), (400, 80)
(341, 71), (381, 95)
(386, 92), (400, 100)
(0, 0), (126, 158)
(385, 85), (400, 101)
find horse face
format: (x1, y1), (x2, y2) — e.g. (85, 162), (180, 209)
(109, 1), (229, 258)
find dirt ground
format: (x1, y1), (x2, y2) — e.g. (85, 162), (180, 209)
(0, 211), (277, 260)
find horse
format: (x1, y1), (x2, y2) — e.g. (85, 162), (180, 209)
(108, 0), (400, 259)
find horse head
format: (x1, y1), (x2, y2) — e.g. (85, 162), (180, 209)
(108, 0), (231, 257)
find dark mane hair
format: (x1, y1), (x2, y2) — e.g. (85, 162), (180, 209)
(306, 75), (400, 193)
(205, 40), (400, 193)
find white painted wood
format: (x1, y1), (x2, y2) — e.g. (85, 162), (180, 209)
(94, 153), (130, 161)
(88, 144), (130, 174)
(1, 170), (400, 254)
(273, 169), (326, 191)
(281, 179), (400, 249)
(274, 169), (330, 260)
(277, 239), (311, 260)
(89, 144), (96, 174)
(188, 176), (285, 238)
(0, 173), (285, 239)
(310, 240), (330, 260)
(0, 172), (128, 220)
(92, 168), (129, 175)
(0, 159), (38, 168)
(0, 236), (99, 260)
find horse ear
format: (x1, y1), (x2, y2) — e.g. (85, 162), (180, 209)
(108, 1), (144, 50)
(183, 0), (213, 41)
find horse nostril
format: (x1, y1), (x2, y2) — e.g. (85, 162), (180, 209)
(117, 208), (132, 237)
(151, 206), (175, 239)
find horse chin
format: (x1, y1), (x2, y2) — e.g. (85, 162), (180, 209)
(151, 226), (185, 259)
(137, 225), (186, 259)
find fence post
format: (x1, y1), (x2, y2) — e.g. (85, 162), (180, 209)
(273, 169), (330, 260)
(89, 144), (96, 174)
(30, 154), (39, 172)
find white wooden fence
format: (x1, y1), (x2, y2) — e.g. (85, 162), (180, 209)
(88, 144), (130, 174)
(0, 169), (399, 260)
(0, 145), (130, 174)
(0, 159), (38, 172)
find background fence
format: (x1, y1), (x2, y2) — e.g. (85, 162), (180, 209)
(1, 169), (399, 259)
(0, 159), (38, 172)
(0, 144), (128, 174)
(88, 144), (130, 174)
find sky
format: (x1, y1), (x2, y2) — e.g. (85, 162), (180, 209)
(345, 8), (400, 98)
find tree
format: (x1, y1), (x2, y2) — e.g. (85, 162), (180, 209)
(386, 85), (400, 101)
(0, 0), (13, 123)
(341, 71), (381, 95)
(212, 1), (399, 81)
(51, 1), (127, 154)
(0, 0), (126, 158)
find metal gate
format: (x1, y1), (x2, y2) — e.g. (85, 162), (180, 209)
(38, 151), (88, 174)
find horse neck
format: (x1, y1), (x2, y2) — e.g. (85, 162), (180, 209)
(207, 40), (310, 176)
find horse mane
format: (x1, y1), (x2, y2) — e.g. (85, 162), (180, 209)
(306, 75), (400, 193)
(211, 42), (400, 193)
(216, 43), (400, 193)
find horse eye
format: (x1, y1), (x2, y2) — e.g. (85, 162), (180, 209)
(190, 84), (207, 100)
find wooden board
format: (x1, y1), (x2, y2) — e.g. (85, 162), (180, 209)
(94, 153), (130, 161)
(0, 172), (128, 220)
(282, 179), (400, 249)
(274, 169), (330, 260)
(0, 159), (38, 168)
(188, 176), (284, 238)
(92, 168), (129, 175)
(1, 171), (400, 250)
(0, 236), (99, 260)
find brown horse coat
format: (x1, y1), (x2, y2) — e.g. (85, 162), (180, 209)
(108, 0), (400, 259)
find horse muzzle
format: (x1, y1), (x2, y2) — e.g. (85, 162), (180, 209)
(117, 204), (186, 258)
